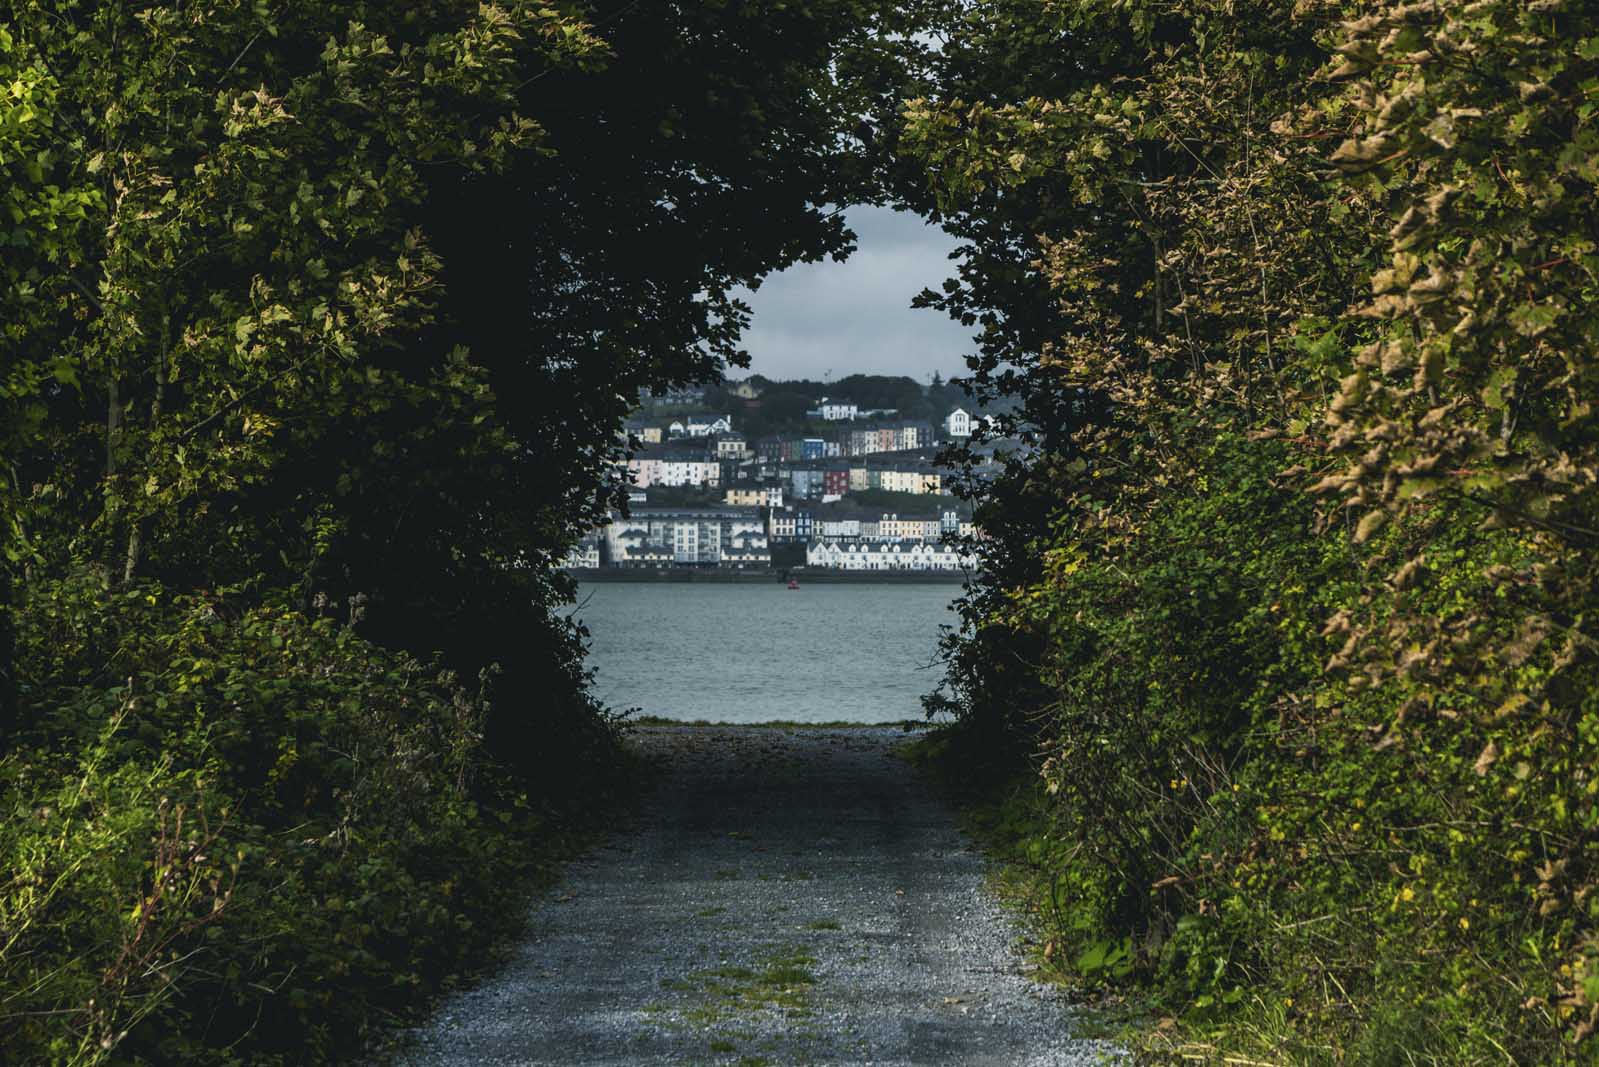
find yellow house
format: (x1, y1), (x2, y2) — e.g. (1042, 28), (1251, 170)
(875, 468), (941, 495)
(877, 513), (943, 542)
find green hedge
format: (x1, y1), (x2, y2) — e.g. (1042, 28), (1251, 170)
(926, 427), (1597, 1064)
(902, 0), (1599, 1060)
(1, 576), (625, 1066)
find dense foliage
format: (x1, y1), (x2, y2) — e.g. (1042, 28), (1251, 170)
(906, 0), (1599, 1062)
(9, 0), (1593, 1061)
(0, 1), (921, 1062)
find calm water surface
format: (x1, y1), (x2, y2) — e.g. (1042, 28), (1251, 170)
(569, 582), (960, 723)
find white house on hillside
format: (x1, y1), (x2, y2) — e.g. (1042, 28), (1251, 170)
(944, 408), (973, 438)
(686, 414), (733, 437)
(715, 432), (750, 459)
(806, 398), (860, 422)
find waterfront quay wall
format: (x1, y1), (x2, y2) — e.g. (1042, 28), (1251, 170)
(568, 567), (967, 584)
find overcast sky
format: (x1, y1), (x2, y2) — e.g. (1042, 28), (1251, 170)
(733, 205), (973, 383)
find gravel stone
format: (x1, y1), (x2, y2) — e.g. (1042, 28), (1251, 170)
(392, 725), (1124, 1066)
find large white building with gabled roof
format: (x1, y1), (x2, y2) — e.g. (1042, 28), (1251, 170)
(603, 506), (768, 567)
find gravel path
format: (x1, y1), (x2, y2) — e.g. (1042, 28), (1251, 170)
(393, 726), (1121, 1066)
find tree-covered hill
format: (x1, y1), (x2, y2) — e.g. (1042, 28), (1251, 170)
(686, 372), (999, 438)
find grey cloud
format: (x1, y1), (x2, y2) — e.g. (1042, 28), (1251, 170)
(733, 206), (972, 382)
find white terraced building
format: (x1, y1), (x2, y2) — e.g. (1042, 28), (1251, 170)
(684, 414), (733, 437)
(808, 400), (859, 421)
(626, 455), (721, 489)
(604, 507), (768, 567)
(806, 540), (975, 572)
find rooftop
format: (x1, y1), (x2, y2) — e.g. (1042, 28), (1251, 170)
(618, 506), (764, 520)
(811, 540), (969, 553)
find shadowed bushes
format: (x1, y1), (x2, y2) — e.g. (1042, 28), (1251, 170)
(2, 574), (624, 1065)
(0, 2), (926, 1061)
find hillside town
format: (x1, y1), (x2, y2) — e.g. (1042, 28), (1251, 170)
(563, 375), (1008, 574)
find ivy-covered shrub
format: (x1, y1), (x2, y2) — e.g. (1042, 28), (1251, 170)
(964, 432), (1591, 1061)
(904, 0), (1599, 1062)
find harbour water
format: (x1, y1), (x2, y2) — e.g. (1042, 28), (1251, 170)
(568, 581), (961, 723)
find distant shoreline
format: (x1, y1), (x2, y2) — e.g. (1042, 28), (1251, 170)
(567, 567), (969, 584)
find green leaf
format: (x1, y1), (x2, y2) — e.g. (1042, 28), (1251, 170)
(1481, 366), (1515, 410)
(1509, 303), (1561, 338)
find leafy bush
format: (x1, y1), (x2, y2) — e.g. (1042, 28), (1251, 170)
(904, 0), (1599, 1062)
(1, 576), (624, 1066)
(1, 3), (927, 1061)
(954, 434), (1594, 1062)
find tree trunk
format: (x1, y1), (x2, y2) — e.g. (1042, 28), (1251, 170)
(106, 365), (119, 478)
(123, 319), (167, 585)
(1152, 231), (1164, 336)
(0, 562), (15, 752)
